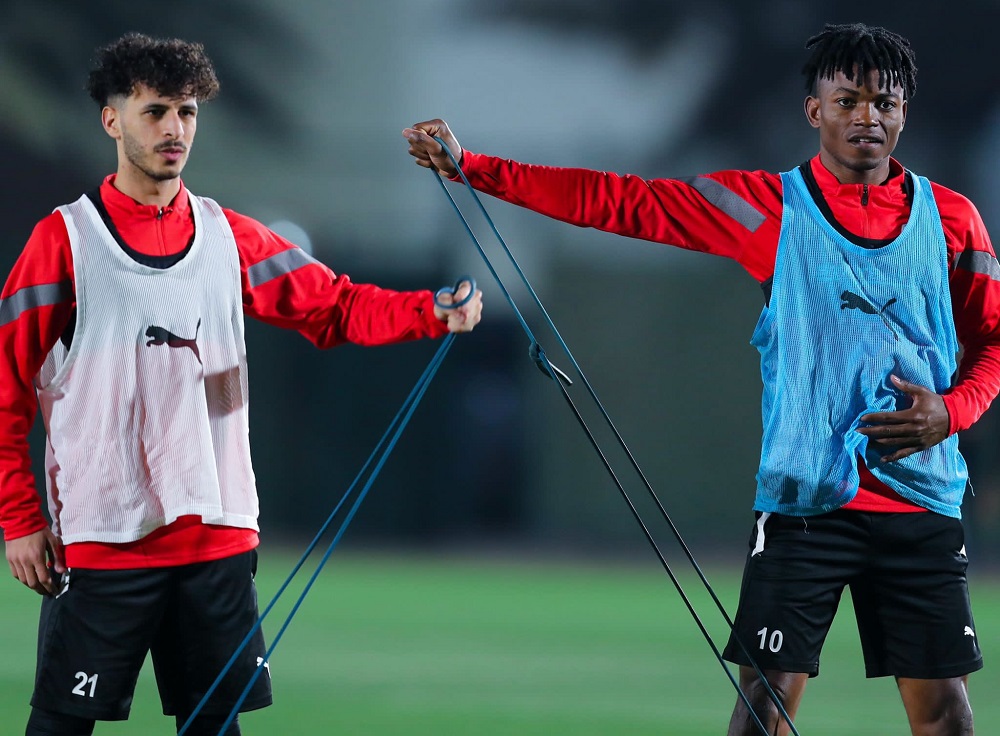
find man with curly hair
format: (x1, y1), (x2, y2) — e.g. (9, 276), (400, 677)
(404, 22), (998, 736)
(1, 32), (482, 736)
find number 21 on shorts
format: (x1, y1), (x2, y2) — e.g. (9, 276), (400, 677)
(757, 627), (784, 653)
(72, 671), (98, 697)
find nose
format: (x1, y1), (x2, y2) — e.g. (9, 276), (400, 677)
(162, 110), (184, 139)
(854, 102), (879, 127)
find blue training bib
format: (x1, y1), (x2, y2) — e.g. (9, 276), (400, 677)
(751, 166), (967, 517)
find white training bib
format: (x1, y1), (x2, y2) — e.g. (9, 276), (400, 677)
(36, 192), (258, 544)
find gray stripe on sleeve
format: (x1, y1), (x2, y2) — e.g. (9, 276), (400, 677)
(0, 280), (73, 328)
(956, 250), (1000, 281)
(678, 176), (766, 233)
(247, 248), (323, 288)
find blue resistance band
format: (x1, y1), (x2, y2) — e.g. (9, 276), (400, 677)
(427, 138), (799, 736)
(179, 323), (461, 735)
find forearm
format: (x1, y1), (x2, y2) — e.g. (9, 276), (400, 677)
(248, 276), (447, 348)
(458, 151), (777, 267)
(943, 340), (1000, 433)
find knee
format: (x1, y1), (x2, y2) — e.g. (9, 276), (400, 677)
(729, 671), (806, 736)
(912, 702), (974, 736)
(900, 677), (974, 736)
(743, 672), (801, 716)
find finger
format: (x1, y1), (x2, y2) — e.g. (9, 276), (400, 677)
(32, 561), (54, 595)
(859, 412), (910, 424)
(868, 435), (922, 449)
(48, 535), (66, 574)
(857, 423), (915, 437)
(406, 145), (430, 162)
(890, 374), (928, 394)
(879, 446), (921, 463)
(403, 128), (441, 151)
(15, 562), (39, 592)
(410, 119), (447, 136)
(450, 309), (474, 332)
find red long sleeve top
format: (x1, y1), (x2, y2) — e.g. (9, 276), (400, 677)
(457, 151), (1000, 513)
(0, 175), (448, 567)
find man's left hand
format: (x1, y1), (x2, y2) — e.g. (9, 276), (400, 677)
(856, 374), (950, 462)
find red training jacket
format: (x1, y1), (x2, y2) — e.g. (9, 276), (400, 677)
(0, 175), (449, 567)
(456, 152), (1000, 513)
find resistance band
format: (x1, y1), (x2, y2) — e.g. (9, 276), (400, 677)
(429, 138), (800, 736)
(179, 280), (473, 735)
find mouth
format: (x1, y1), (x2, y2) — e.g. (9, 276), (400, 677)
(156, 145), (186, 163)
(848, 135), (884, 150)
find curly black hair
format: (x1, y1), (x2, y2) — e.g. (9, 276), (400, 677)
(802, 23), (917, 99)
(86, 32), (220, 106)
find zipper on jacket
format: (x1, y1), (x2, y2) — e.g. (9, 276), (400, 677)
(861, 184), (869, 206)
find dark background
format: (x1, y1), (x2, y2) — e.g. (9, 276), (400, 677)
(3, 0), (1000, 566)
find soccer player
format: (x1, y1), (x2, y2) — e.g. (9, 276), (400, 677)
(1, 33), (482, 736)
(403, 22), (999, 736)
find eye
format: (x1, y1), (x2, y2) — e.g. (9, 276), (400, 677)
(836, 98), (855, 108)
(878, 100), (897, 111)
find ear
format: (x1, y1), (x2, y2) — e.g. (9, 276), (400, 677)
(804, 96), (821, 129)
(101, 104), (122, 140)
(899, 98), (908, 130)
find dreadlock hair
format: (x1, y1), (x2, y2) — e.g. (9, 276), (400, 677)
(802, 23), (917, 99)
(86, 32), (220, 107)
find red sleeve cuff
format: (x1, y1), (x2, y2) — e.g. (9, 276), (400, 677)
(2, 515), (49, 542)
(447, 150), (474, 182)
(421, 293), (450, 338)
(941, 392), (960, 436)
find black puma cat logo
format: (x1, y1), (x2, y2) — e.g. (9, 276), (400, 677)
(840, 291), (898, 340)
(145, 319), (201, 363)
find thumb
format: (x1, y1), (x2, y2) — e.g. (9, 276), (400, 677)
(47, 531), (66, 573)
(891, 374), (924, 394)
(405, 125), (446, 147)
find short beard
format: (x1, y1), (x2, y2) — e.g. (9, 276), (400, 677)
(834, 152), (884, 173)
(122, 128), (181, 182)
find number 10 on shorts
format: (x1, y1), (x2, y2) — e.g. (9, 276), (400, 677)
(757, 627), (784, 652)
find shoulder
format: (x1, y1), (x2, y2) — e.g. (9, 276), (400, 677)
(926, 180), (990, 245)
(927, 180), (985, 225)
(29, 210), (71, 243)
(4, 212), (74, 295)
(920, 179), (994, 260)
(219, 207), (323, 275)
(219, 207), (275, 241)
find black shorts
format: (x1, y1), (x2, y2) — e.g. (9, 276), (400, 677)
(31, 550), (273, 721)
(722, 510), (983, 679)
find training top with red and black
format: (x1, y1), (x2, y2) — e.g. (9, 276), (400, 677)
(454, 151), (1000, 513)
(0, 175), (448, 568)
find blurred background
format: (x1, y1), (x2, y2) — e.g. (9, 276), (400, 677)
(5, 0), (999, 560)
(3, 1), (1000, 732)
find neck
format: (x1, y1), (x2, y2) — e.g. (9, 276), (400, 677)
(114, 164), (181, 207)
(818, 150), (891, 186)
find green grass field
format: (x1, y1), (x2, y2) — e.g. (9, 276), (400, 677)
(1, 550), (997, 734)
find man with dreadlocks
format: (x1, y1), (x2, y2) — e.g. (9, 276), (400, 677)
(403, 22), (998, 736)
(0, 32), (482, 736)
